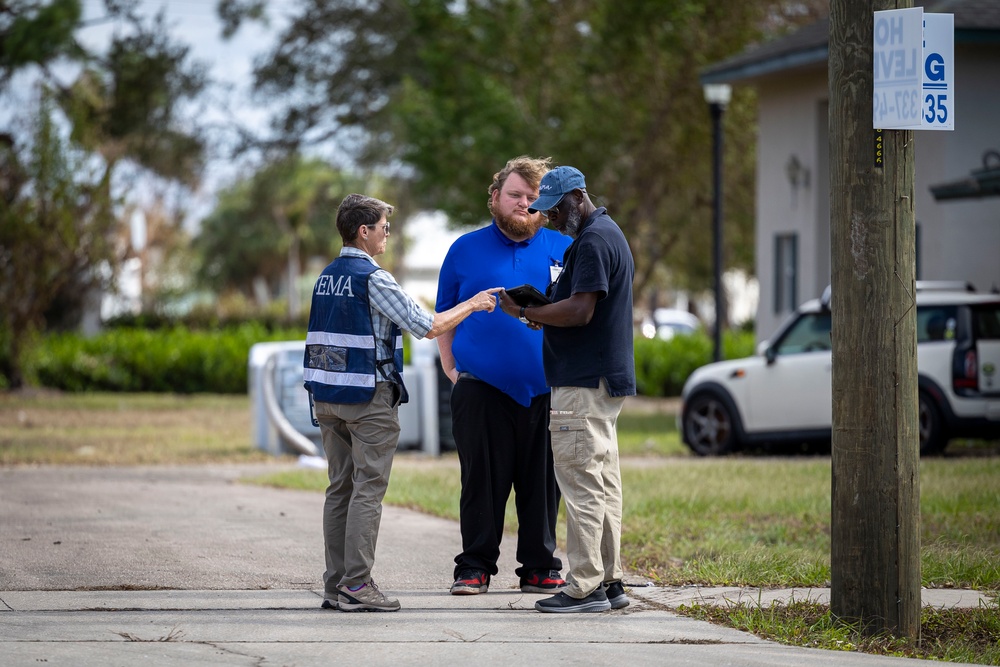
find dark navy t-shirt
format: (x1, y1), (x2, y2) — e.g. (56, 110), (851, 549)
(543, 208), (636, 396)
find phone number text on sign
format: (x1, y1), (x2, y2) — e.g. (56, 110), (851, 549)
(873, 7), (923, 129)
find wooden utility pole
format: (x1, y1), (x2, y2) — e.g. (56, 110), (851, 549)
(829, 0), (921, 638)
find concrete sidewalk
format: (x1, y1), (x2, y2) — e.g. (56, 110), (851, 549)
(0, 464), (988, 666)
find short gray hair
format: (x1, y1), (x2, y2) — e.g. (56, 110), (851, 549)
(336, 193), (394, 244)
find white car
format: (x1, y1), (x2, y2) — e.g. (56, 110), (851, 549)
(680, 283), (1000, 456)
(641, 308), (701, 341)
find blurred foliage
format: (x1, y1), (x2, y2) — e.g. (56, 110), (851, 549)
(21, 325), (749, 397)
(105, 293), (309, 332)
(192, 155), (369, 314)
(0, 0), (207, 388)
(59, 12), (207, 184)
(635, 330), (756, 397)
(0, 95), (117, 388)
(28, 323), (306, 393)
(0, 0), (83, 80)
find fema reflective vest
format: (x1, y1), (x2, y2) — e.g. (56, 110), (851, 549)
(303, 256), (405, 404)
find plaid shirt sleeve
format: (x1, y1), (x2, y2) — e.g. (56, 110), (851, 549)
(368, 268), (434, 339)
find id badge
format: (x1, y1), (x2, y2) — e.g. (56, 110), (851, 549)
(549, 264), (563, 283)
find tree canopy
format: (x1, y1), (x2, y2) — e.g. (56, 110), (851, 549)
(0, 0), (207, 387)
(223, 0), (823, 298)
(0, 95), (117, 387)
(192, 155), (371, 316)
(0, 0), (84, 82)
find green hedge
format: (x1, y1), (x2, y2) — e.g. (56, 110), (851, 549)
(29, 324), (306, 394)
(634, 330), (756, 397)
(26, 326), (756, 397)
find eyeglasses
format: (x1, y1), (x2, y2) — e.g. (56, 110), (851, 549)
(543, 198), (567, 221)
(366, 222), (391, 234)
(544, 190), (584, 220)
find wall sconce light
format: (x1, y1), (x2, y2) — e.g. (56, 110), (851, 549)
(785, 154), (811, 190)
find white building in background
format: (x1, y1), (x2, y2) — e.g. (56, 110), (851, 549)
(701, 0), (1000, 342)
(399, 211), (473, 309)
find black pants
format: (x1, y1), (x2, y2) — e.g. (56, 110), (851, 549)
(451, 376), (562, 579)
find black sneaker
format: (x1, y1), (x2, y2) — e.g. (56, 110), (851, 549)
(603, 580), (629, 609)
(535, 588), (611, 613)
(450, 569), (490, 595)
(519, 569), (567, 593)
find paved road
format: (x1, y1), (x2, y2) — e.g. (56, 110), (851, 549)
(0, 464), (986, 666)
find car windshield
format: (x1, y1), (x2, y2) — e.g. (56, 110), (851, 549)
(774, 312), (831, 354)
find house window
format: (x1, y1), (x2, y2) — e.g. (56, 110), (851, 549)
(775, 233), (798, 314)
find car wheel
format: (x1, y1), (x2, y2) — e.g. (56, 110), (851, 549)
(684, 392), (739, 456)
(918, 391), (947, 455)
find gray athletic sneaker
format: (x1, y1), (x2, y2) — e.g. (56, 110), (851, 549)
(337, 580), (400, 612)
(535, 588), (612, 613)
(603, 580), (630, 609)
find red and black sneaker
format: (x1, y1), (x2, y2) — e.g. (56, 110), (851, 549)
(519, 569), (567, 594)
(450, 569), (490, 595)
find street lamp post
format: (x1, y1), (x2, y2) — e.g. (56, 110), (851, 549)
(703, 83), (731, 363)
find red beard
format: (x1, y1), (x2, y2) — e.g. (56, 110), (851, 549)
(495, 210), (542, 240)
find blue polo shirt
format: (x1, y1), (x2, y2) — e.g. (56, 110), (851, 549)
(436, 221), (572, 406)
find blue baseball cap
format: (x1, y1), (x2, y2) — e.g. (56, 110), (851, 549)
(528, 166), (587, 213)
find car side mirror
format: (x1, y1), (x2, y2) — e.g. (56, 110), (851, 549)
(765, 346), (777, 365)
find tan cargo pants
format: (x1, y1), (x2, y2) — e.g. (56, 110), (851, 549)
(548, 379), (625, 598)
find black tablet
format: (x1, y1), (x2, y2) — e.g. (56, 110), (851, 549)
(506, 284), (551, 307)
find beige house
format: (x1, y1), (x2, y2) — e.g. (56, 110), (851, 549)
(702, 0), (1000, 340)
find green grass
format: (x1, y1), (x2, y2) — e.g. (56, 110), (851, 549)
(681, 599), (1000, 665)
(619, 459), (831, 585)
(0, 391), (273, 465)
(249, 456), (1000, 591)
(616, 410), (686, 456)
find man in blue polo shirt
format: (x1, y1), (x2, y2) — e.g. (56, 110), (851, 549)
(436, 156), (572, 595)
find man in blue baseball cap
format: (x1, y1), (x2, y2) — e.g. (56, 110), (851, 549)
(499, 166), (636, 613)
(526, 165), (587, 215)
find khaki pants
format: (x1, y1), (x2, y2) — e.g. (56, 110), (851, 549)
(314, 382), (400, 592)
(549, 380), (625, 598)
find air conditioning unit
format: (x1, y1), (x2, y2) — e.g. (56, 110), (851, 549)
(248, 337), (450, 457)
